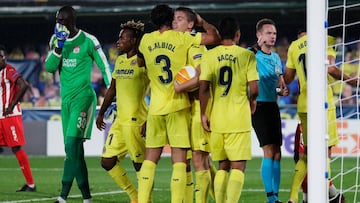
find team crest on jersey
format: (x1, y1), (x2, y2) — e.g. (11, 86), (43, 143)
(130, 59), (137, 66)
(73, 46), (80, 53)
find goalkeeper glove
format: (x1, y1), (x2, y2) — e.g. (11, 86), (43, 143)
(54, 23), (69, 48)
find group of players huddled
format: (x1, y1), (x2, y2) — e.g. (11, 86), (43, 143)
(1, 3), (352, 203)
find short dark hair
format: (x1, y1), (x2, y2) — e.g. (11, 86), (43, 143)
(150, 4), (174, 29)
(219, 17), (239, 40)
(256, 18), (275, 32)
(175, 7), (197, 25)
(58, 5), (77, 22)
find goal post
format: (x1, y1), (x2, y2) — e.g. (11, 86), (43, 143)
(307, 0), (328, 202)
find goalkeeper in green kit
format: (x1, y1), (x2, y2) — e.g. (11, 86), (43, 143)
(45, 5), (111, 203)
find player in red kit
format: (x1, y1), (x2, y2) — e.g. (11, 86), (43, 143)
(0, 45), (36, 192)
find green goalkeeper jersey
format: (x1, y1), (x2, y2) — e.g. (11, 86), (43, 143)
(45, 30), (111, 102)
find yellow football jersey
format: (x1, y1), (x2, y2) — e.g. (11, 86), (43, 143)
(286, 35), (336, 113)
(113, 54), (149, 126)
(187, 44), (207, 68)
(200, 45), (259, 133)
(138, 30), (202, 115)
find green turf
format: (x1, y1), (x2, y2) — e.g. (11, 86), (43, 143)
(0, 156), (358, 203)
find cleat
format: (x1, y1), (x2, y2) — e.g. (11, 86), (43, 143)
(54, 196), (66, 203)
(16, 184), (36, 192)
(275, 201), (283, 203)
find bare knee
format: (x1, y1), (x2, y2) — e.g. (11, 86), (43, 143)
(11, 146), (21, 154)
(101, 157), (117, 171)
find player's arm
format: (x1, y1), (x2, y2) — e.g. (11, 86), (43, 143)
(328, 55), (358, 86)
(199, 80), (211, 132)
(248, 80), (259, 114)
(4, 77), (29, 116)
(196, 14), (220, 45)
(96, 78), (116, 130)
(91, 42), (112, 88)
(174, 66), (200, 93)
(277, 75), (289, 96)
(137, 51), (146, 68)
(284, 67), (296, 85)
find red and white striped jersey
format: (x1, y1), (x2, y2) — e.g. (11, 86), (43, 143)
(0, 64), (22, 119)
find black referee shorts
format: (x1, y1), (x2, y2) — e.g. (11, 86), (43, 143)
(251, 101), (283, 147)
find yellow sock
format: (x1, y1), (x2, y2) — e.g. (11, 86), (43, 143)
(108, 164), (137, 201)
(209, 164), (217, 200)
(195, 170), (211, 203)
(171, 162), (187, 203)
(138, 160), (156, 203)
(184, 171), (194, 203)
(214, 170), (228, 203)
(289, 155), (307, 202)
(226, 169), (244, 203)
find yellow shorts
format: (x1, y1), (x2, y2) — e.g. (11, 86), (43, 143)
(210, 131), (251, 161)
(298, 109), (338, 147)
(146, 108), (191, 148)
(102, 119), (145, 163)
(190, 100), (210, 152)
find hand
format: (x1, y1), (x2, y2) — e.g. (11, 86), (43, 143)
(96, 114), (106, 130)
(201, 114), (211, 132)
(54, 23), (69, 48)
(3, 105), (14, 117)
(250, 99), (257, 114)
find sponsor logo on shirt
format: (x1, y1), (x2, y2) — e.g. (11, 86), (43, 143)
(193, 54), (202, 60)
(63, 59), (77, 68)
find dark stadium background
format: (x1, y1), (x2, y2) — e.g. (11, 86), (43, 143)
(0, 0), (359, 59)
(0, 0), (308, 51)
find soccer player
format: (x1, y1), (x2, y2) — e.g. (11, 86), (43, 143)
(172, 6), (218, 203)
(199, 17), (259, 203)
(0, 45), (36, 192)
(250, 18), (288, 203)
(137, 4), (220, 203)
(45, 6), (111, 203)
(284, 30), (353, 203)
(96, 20), (148, 203)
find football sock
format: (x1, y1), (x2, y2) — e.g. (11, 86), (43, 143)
(273, 160), (281, 200)
(214, 170), (228, 203)
(14, 149), (34, 185)
(171, 162), (187, 203)
(73, 138), (91, 200)
(108, 164), (138, 201)
(209, 164), (217, 200)
(194, 170), (211, 203)
(60, 181), (73, 200)
(226, 169), (244, 203)
(184, 170), (194, 203)
(289, 155), (307, 202)
(61, 137), (82, 199)
(261, 157), (275, 202)
(138, 160), (156, 203)
(329, 180), (339, 198)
